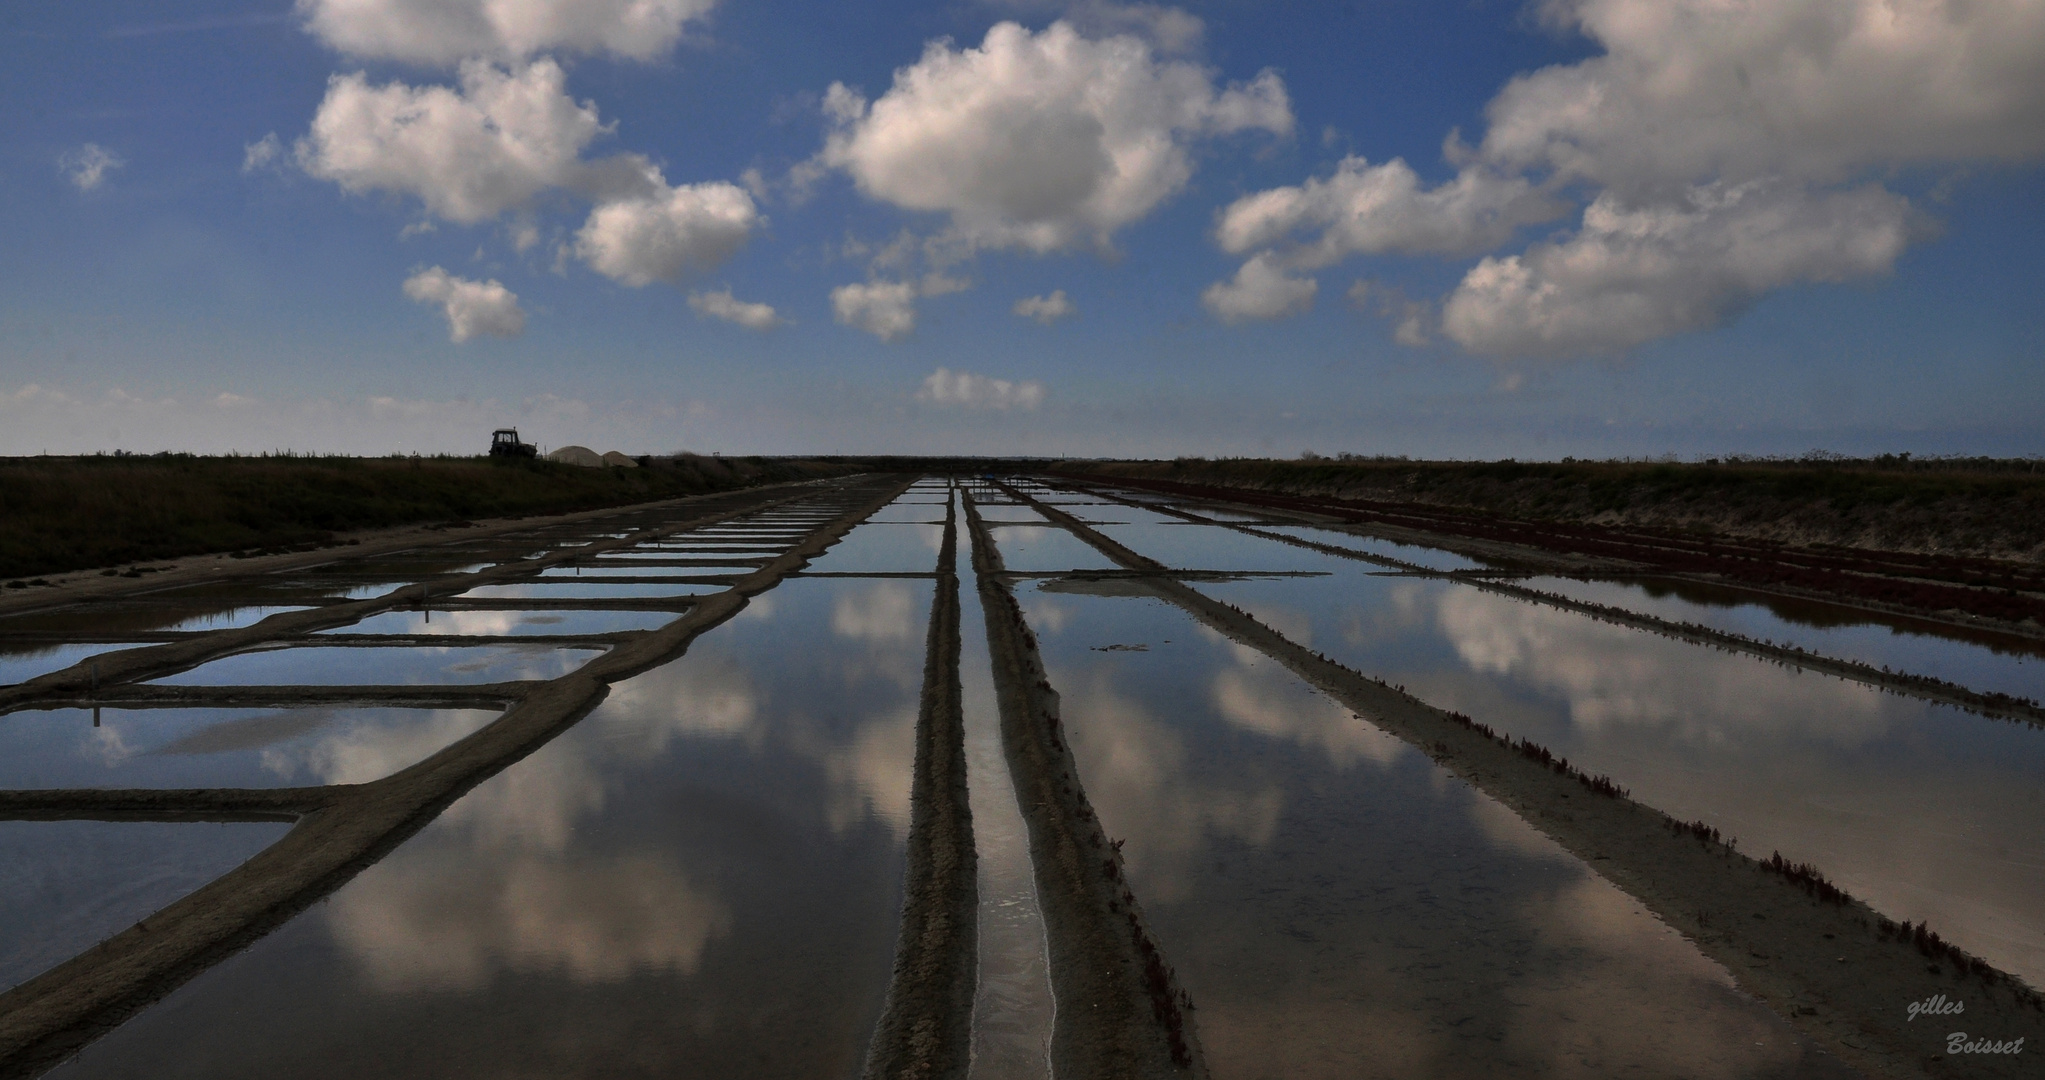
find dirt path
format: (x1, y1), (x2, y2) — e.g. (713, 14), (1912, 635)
(964, 490), (1208, 1080)
(862, 489), (978, 1080)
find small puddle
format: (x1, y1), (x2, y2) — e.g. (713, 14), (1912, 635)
(1255, 523), (1490, 571)
(535, 565), (745, 580)
(149, 644), (603, 686)
(0, 821), (291, 994)
(1, 642), (153, 687)
(801, 524), (945, 574)
(455, 581), (727, 600)
(0, 603), (309, 637)
(983, 526), (1117, 573)
(1521, 575), (2045, 703)
(0, 707), (500, 788)
(324, 609), (673, 636)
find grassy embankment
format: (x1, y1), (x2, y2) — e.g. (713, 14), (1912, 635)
(0, 454), (858, 581)
(1062, 456), (2045, 562)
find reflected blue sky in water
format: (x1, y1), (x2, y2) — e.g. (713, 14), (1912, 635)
(1011, 583), (1849, 1079)
(1, 821), (289, 995)
(324, 608), (674, 636)
(1522, 575), (2045, 703)
(1194, 571), (2045, 987)
(149, 644), (603, 686)
(52, 576), (934, 1079)
(0, 706), (499, 789)
(1, 643), (151, 686)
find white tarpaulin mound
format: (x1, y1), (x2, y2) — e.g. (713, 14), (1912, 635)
(546, 445), (604, 467)
(601, 451), (639, 468)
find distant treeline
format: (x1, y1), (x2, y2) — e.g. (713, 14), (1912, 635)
(0, 454), (858, 581)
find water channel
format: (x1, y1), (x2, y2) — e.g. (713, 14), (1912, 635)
(1, 474), (2037, 1077)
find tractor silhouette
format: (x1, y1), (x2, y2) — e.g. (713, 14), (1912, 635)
(489, 428), (538, 458)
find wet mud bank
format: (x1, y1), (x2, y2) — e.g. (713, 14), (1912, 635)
(1061, 481), (2045, 728)
(1000, 480), (2045, 1080)
(963, 493), (1207, 1080)
(862, 495), (977, 1080)
(0, 475), (914, 1080)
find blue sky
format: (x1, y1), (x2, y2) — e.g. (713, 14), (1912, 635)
(3, 0), (2041, 458)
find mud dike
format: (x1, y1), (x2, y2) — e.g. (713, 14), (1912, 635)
(2, 475), (2041, 1079)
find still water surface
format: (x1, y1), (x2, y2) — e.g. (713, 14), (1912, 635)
(0, 706), (501, 789)
(1009, 580), (1854, 1079)
(52, 577), (930, 1079)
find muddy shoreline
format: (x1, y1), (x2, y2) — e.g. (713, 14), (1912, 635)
(964, 491), (1208, 1080)
(0, 475), (913, 1080)
(1002, 479), (2045, 1080)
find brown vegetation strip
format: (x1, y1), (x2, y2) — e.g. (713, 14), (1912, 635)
(0, 475), (913, 1080)
(1059, 465), (2045, 633)
(0, 453), (861, 580)
(998, 479), (2045, 1080)
(0, 476), (822, 626)
(963, 490), (1208, 1080)
(862, 489), (977, 1080)
(1055, 480), (2045, 728)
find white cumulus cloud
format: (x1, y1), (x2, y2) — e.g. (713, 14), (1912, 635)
(1063, 1), (1205, 55)
(1480, 0), (2045, 192)
(1201, 252), (1316, 323)
(241, 133), (283, 173)
(820, 19), (1291, 253)
(1209, 0), (2045, 354)
(832, 281), (919, 342)
(297, 59), (602, 225)
(1441, 181), (1924, 356)
(915, 367), (1046, 411)
(1214, 156), (1563, 264)
(59, 144), (123, 191)
(403, 266), (528, 342)
(296, 0), (717, 66)
(687, 288), (780, 330)
(1012, 290), (1075, 324)
(295, 60), (761, 283)
(574, 178), (759, 286)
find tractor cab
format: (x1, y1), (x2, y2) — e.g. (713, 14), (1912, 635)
(489, 428), (537, 458)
